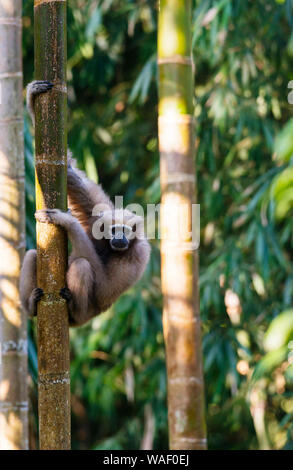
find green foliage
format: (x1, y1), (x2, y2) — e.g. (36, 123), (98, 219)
(274, 119), (293, 162)
(252, 347), (289, 382)
(264, 309), (293, 351)
(23, 0), (293, 450)
(192, 0), (293, 450)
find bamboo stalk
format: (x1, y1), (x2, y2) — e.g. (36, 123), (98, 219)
(34, 0), (70, 450)
(0, 0), (29, 450)
(158, 0), (207, 450)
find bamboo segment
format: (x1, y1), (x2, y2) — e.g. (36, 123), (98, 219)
(0, 0), (29, 450)
(34, 0), (70, 449)
(158, 0), (207, 450)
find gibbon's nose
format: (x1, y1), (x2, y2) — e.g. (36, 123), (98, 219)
(110, 234), (129, 251)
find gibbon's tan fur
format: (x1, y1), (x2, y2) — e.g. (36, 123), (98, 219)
(20, 81), (150, 326)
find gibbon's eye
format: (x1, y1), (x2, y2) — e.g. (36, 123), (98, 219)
(122, 225), (132, 238)
(100, 223), (104, 232)
(132, 224), (137, 232)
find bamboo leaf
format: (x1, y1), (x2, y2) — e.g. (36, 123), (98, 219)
(251, 347), (288, 382)
(129, 55), (156, 104)
(264, 310), (293, 351)
(274, 119), (293, 162)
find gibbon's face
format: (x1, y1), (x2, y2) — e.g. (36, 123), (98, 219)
(95, 209), (144, 253)
(109, 224), (132, 251)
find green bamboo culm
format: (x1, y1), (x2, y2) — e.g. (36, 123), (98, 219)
(34, 0), (70, 449)
(158, 0), (207, 450)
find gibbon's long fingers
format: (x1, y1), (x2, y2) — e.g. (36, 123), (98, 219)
(28, 288), (44, 317)
(60, 287), (72, 302)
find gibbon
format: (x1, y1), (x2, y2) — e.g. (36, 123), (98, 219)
(20, 81), (150, 326)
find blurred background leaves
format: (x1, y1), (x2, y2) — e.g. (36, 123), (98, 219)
(23, 0), (293, 449)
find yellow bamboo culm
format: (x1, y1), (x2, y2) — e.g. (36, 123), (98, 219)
(34, 0), (70, 449)
(0, 0), (29, 450)
(158, 0), (207, 450)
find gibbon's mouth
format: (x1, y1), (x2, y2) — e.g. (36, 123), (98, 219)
(110, 235), (129, 252)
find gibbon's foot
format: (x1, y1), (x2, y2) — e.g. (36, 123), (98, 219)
(60, 288), (75, 325)
(60, 287), (72, 302)
(31, 287), (44, 316)
(28, 80), (53, 97)
(32, 287), (44, 302)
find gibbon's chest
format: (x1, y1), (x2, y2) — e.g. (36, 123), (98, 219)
(93, 238), (113, 265)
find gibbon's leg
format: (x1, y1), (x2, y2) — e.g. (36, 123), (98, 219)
(65, 258), (94, 326)
(35, 209), (102, 325)
(20, 249), (44, 317)
(26, 80), (53, 125)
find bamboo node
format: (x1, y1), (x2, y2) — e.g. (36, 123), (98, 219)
(167, 314), (198, 325)
(0, 72), (22, 79)
(162, 173), (195, 185)
(51, 83), (67, 94)
(178, 437), (207, 443)
(38, 372), (70, 386)
(175, 437), (207, 446)
(0, 118), (23, 125)
(161, 241), (199, 252)
(158, 56), (193, 66)
(35, 157), (66, 165)
(158, 114), (195, 125)
(169, 376), (203, 386)
(1, 339), (28, 354)
(0, 401), (29, 412)
(34, 0), (66, 7)
(0, 18), (22, 26)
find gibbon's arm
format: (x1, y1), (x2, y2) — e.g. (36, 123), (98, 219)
(35, 209), (99, 262)
(27, 80), (113, 229)
(67, 159), (113, 232)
